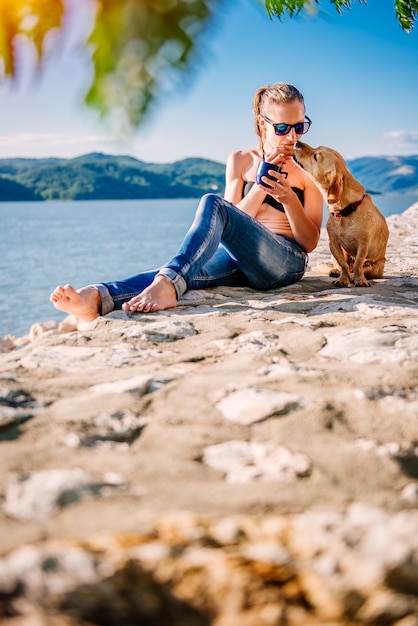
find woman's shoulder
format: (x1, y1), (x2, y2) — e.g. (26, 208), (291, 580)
(226, 148), (261, 182)
(227, 147), (260, 168)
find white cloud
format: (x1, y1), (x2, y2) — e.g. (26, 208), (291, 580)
(0, 132), (120, 158)
(383, 131), (418, 150)
(0, 132), (110, 147)
(389, 165), (416, 177)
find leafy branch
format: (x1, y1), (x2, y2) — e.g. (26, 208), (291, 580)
(263, 0), (417, 33)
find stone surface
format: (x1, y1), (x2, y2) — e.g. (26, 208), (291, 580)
(0, 507), (418, 625)
(1, 203), (418, 624)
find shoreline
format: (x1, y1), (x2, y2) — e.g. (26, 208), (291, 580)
(2, 191), (418, 340)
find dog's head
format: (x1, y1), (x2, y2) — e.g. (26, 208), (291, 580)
(293, 141), (347, 205)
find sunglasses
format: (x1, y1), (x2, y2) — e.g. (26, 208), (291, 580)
(262, 115), (312, 136)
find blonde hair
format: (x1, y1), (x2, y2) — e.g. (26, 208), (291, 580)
(253, 83), (305, 147)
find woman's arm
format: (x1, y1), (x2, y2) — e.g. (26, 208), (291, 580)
(261, 167), (323, 253)
(223, 150), (323, 253)
(223, 150), (267, 218)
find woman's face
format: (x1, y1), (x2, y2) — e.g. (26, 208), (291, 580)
(259, 99), (307, 154)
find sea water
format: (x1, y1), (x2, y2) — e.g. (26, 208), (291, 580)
(1, 198), (198, 338)
(1, 192), (417, 338)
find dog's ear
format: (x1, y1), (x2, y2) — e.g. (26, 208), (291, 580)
(327, 171), (343, 204)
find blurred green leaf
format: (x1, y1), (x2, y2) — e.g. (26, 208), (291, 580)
(85, 0), (217, 130)
(395, 0), (418, 33)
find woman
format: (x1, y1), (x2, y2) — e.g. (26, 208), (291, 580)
(50, 83), (323, 322)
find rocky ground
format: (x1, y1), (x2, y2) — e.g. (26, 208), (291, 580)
(1, 204), (418, 625)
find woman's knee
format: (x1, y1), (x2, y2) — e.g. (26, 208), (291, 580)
(198, 193), (221, 212)
(194, 193), (225, 224)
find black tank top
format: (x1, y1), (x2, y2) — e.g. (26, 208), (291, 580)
(242, 181), (304, 213)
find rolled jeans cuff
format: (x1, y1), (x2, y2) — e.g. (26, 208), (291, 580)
(93, 283), (114, 316)
(157, 268), (186, 299)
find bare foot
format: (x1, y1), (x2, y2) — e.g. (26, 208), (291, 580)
(49, 284), (101, 322)
(122, 275), (178, 313)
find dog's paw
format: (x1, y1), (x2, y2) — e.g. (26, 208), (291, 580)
(332, 278), (350, 288)
(353, 278), (371, 287)
(329, 269), (341, 278)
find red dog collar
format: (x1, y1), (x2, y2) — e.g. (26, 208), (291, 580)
(333, 194), (366, 219)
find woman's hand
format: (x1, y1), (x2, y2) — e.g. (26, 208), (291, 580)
(258, 166), (323, 253)
(262, 147), (288, 166)
(259, 169), (294, 204)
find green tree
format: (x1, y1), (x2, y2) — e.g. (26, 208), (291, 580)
(0, 0), (417, 130)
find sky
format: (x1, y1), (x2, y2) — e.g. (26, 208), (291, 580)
(0, 0), (417, 164)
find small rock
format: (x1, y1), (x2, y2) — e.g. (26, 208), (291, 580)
(62, 410), (149, 449)
(214, 330), (281, 354)
(118, 320), (197, 342)
(257, 362), (321, 378)
(28, 320), (59, 341)
(88, 374), (154, 397)
(58, 314), (80, 333)
(319, 327), (418, 363)
(401, 483), (418, 504)
(203, 440), (312, 483)
(216, 387), (300, 425)
(357, 589), (418, 623)
(0, 334), (17, 352)
(0, 388), (43, 428)
(3, 468), (127, 521)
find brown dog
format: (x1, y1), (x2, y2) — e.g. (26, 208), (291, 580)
(294, 142), (389, 287)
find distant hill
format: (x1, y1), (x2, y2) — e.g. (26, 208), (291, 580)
(0, 175), (41, 201)
(347, 155), (418, 193)
(0, 152), (417, 201)
(0, 154), (225, 201)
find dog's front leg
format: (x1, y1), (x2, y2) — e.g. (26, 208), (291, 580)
(328, 241), (351, 287)
(329, 254), (342, 278)
(352, 243), (370, 287)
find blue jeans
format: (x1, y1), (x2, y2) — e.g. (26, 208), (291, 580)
(97, 193), (308, 314)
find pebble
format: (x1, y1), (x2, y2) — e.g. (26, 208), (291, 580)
(319, 326), (418, 363)
(87, 374), (156, 396)
(216, 386), (300, 425)
(61, 409), (149, 449)
(0, 387), (43, 428)
(213, 330), (281, 353)
(3, 468), (127, 521)
(203, 440), (312, 483)
(116, 319), (197, 341)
